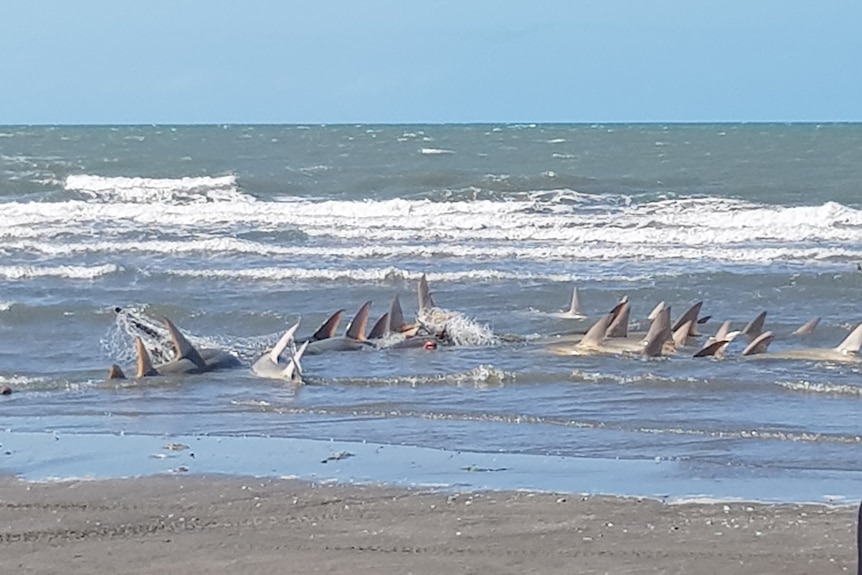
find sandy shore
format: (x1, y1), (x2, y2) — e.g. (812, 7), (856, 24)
(0, 474), (857, 575)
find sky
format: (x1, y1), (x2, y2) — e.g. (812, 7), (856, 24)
(1, 1), (860, 124)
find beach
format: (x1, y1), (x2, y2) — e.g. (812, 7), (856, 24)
(0, 475), (856, 575)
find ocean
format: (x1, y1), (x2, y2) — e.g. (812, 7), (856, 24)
(1, 123), (861, 502)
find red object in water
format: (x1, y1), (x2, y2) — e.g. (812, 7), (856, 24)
(423, 340), (437, 350)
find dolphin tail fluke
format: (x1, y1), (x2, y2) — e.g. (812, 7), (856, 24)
(741, 311), (767, 341)
(672, 301), (703, 337)
(835, 322), (862, 355)
(643, 306), (671, 358)
(565, 285), (585, 317)
(283, 340), (309, 382)
(107, 364), (126, 380)
(345, 301), (372, 341)
(389, 295), (407, 333)
(161, 317), (206, 370)
(311, 310), (344, 341)
(792, 317), (820, 336)
(693, 339), (730, 358)
(605, 300), (630, 338)
(368, 312), (390, 340)
(418, 274), (435, 313)
(271, 320), (301, 363)
(742, 331), (774, 356)
(134, 337), (159, 377)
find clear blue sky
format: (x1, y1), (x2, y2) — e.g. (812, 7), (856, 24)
(2, 1), (860, 124)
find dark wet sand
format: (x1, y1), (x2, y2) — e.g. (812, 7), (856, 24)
(0, 475), (857, 575)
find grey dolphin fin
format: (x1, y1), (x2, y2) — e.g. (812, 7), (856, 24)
(580, 311), (614, 348)
(672, 301), (703, 337)
(605, 300), (630, 338)
(713, 320), (731, 342)
(741, 311), (767, 341)
(647, 301), (665, 322)
(792, 317), (820, 336)
(835, 323), (862, 355)
(693, 339), (730, 358)
(565, 286), (585, 317)
(742, 331), (774, 356)
(389, 295), (407, 333)
(283, 340), (309, 382)
(107, 364), (126, 380)
(368, 312), (390, 340)
(311, 310), (344, 341)
(418, 274), (435, 313)
(134, 337), (159, 377)
(672, 320), (693, 349)
(271, 320), (301, 363)
(345, 301), (372, 341)
(161, 317), (206, 370)
(697, 315), (711, 325)
(643, 307), (671, 358)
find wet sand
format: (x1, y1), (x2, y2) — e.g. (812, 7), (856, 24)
(0, 475), (857, 574)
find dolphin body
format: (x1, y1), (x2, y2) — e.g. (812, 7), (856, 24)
(251, 321), (309, 382)
(107, 316), (241, 379)
(303, 301), (376, 354)
(740, 322), (862, 362)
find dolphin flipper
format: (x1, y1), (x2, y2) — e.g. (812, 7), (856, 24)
(107, 364), (126, 380)
(693, 339), (730, 358)
(389, 295), (407, 333)
(345, 301), (372, 341)
(643, 306), (671, 358)
(792, 317), (820, 336)
(418, 274), (435, 313)
(742, 331), (774, 356)
(563, 285), (586, 318)
(605, 300), (630, 338)
(134, 337), (159, 377)
(270, 320), (301, 363)
(162, 317), (206, 370)
(741, 311), (767, 341)
(283, 340), (309, 382)
(672, 301), (703, 337)
(310, 310), (344, 341)
(368, 312), (390, 340)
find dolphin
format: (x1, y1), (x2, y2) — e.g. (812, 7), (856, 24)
(107, 316), (241, 379)
(739, 323), (862, 362)
(549, 303), (673, 358)
(304, 301), (376, 354)
(251, 321), (309, 383)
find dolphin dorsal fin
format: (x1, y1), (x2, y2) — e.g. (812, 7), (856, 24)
(311, 310), (344, 341)
(673, 320), (693, 349)
(673, 301), (703, 337)
(605, 301), (630, 338)
(107, 364), (126, 380)
(345, 301), (372, 341)
(835, 323), (862, 355)
(693, 339), (730, 358)
(134, 337), (159, 377)
(283, 340), (309, 382)
(389, 295), (407, 333)
(271, 320), (301, 363)
(741, 311), (767, 341)
(418, 274), (435, 313)
(565, 285), (585, 317)
(580, 312), (614, 348)
(162, 317), (206, 369)
(742, 331), (774, 356)
(792, 317), (820, 336)
(647, 301), (665, 322)
(643, 306), (671, 357)
(368, 312), (390, 340)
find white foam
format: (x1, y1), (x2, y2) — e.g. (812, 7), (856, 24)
(420, 147), (455, 155)
(0, 264), (119, 280)
(64, 174), (250, 204)
(3, 190), (862, 267)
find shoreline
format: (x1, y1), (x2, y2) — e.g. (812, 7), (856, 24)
(0, 474), (857, 574)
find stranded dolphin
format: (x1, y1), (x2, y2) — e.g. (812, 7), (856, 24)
(304, 301), (376, 354)
(107, 316), (241, 379)
(251, 320), (309, 383)
(741, 322), (862, 362)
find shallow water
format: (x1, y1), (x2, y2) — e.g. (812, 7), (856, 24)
(2, 124), (862, 501)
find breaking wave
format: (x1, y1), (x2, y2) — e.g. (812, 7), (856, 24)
(64, 174), (251, 204)
(0, 264), (120, 281)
